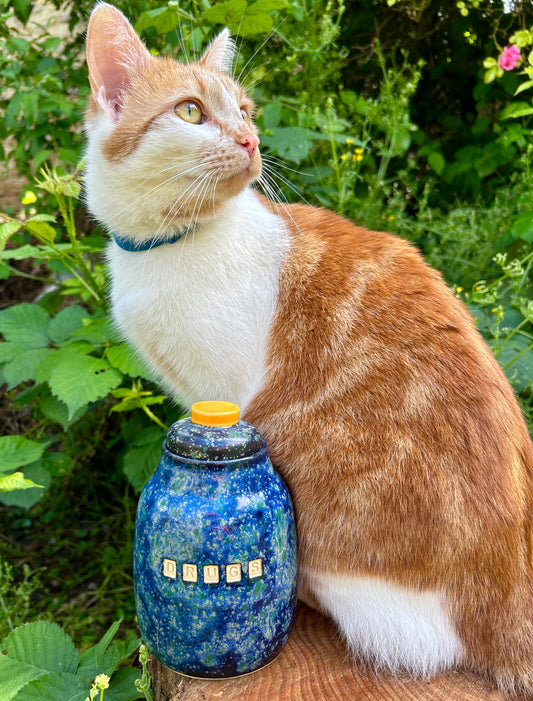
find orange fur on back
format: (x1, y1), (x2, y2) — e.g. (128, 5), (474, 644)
(245, 202), (533, 691)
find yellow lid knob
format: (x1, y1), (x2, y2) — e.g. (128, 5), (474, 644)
(191, 401), (240, 427)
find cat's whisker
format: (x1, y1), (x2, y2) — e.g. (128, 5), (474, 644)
(113, 159), (220, 224)
(261, 162), (313, 209)
(257, 172), (302, 236)
(261, 154), (314, 179)
(236, 18), (287, 86)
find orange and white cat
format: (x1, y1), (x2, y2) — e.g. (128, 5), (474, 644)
(85, 4), (533, 696)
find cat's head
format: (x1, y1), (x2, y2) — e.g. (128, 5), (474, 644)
(84, 3), (261, 240)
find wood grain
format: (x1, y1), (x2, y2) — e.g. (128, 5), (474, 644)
(148, 603), (505, 700)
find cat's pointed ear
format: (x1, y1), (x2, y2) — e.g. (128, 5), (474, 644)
(199, 28), (236, 73)
(86, 2), (151, 121)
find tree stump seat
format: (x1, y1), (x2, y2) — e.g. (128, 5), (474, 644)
(148, 603), (505, 700)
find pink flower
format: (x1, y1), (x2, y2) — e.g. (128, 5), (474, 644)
(498, 45), (521, 71)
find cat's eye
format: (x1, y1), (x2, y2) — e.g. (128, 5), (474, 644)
(175, 101), (204, 124)
(240, 108), (251, 124)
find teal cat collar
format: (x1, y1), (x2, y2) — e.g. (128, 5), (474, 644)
(112, 226), (194, 252)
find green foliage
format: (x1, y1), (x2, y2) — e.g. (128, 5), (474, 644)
(465, 251), (533, 397)
(0, 4), (88, 178)
(0, 620), (142, 701)
(0, 559), (43, 640)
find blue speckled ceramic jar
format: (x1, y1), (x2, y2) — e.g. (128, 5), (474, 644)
(133, 401), (298, 678)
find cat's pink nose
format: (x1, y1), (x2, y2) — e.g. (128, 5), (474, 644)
(241, 134), (260, 158)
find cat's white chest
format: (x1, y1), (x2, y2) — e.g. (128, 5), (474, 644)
(107, 190), (288, 408)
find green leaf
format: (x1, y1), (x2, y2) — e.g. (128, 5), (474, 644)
(48, 355), (122, 418)
(0, 303), (50, 348)
(2, 347), (53, 389)
(239, 13), (272, 36)
(78, 621), (136, 681)
(510, 212), (533, 243)
(47, 305), (88, 345)
(34, 342), (95, 384)
(40, 393), (85, 429)
(0, 436), (44, 474)
(261, 126), (313, 163)
(427, 151), (446, 175)
(0, 656), (45, 701)
(203, 0), (247, 27)
(107, 344), (151, 378)
(500, 101), (533, 119)
(514, 79), (533, 95)
(1, 244), (42, 261)
(13, 672), (88, 701)
(25, 219), (57, 244)
(106, 667), (142, 701)
(0, 464), (51, 508)
(0, 221), (22, 254)
(70, 317), (113, 345)
(2, 621), (79, 675)
(123, 426), (166, 492)
(0, 472), (42, 492)
(497, 335), (533, 393)
(135, 7), (181, 34)
(0, 342), (24, 364)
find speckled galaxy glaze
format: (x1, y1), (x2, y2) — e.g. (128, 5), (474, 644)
(133, 417), (298, 678)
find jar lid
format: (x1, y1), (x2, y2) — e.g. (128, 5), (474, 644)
(191, 401), (240, 427)
(166, 401), (265, 461)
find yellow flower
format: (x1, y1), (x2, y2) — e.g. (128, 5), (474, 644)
(353, 153), (363, 162)
(355, 147), (364, 154)
(21, 190), (37, 205)
(388, 215), (395, 221)
(346, 138), (354, 144)
(456, 286), (463, 293)
(94, 674), (110, 690)
(341, 153), (348, 161)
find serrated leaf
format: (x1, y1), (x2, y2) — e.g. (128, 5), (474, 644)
(13, 672), (87, 701)
(48, 355), (122, 418)
(0, 472), (42, 492)
(1, 244), (42, 261)
(0, 303), (50, 347)
(34, 342), (95, 384)
(107, 344), (151, 378)
(0, 656), (45, 701)
(0, 436), (45, 474)
(2, 347), (53, 389)
(47, 305), (88, 345)
(70, 317), (113, 345)
(2, 621), (79, 674)
(40, 392), (85, 429)
(0, 221), (22, 254)
(123, 427), (165, 492)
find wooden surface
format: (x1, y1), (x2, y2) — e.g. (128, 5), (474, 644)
(148, 603), (505, 700)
